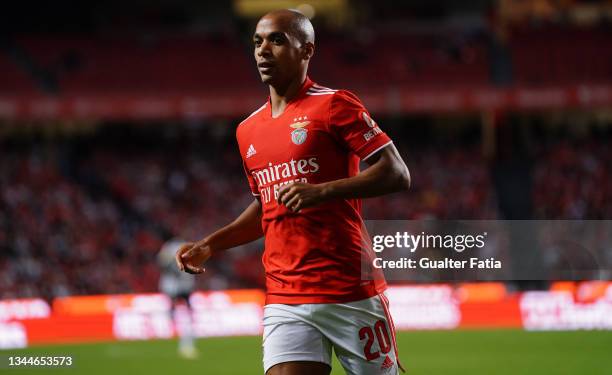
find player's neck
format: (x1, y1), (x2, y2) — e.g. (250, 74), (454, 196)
(268, 74), (307, 118)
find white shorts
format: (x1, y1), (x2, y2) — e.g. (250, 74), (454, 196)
(262, 293), (402, 375)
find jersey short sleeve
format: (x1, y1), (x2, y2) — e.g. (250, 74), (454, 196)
(328, 90), (392, 161)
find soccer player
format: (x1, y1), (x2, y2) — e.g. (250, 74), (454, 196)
(158, 239), (198, 359)
(176, 9), (410, 375)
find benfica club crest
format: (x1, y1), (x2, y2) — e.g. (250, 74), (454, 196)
(289, 117), (310, 145)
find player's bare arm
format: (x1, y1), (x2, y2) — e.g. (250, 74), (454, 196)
(175, 198), (263, 274)
(278, 144), (410, 212)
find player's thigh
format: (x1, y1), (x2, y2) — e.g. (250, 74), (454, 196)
(315, 295), (400, 375)
(266, 361), (331, 375)
(263, 304), (333, 374)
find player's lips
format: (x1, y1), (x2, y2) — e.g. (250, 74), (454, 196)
(257, 61), (275, 73)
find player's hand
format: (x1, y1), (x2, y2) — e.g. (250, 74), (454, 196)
(278, 182), (326, 212)
(175, 241), (213, 274)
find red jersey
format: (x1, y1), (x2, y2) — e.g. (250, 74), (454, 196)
(236, 78), (391, 304)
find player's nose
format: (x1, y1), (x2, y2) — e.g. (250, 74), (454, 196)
(257, 40), (272, 57)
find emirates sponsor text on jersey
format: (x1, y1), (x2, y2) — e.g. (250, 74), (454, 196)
(251, 157), (320, 203)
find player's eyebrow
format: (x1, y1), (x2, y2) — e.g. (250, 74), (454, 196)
(253, 31), (287, 41)
(267, 31), (286, 39)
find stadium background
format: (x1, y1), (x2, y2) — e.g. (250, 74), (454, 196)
(1, 0), (611, 374)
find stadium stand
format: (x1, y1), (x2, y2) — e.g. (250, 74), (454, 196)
(510, 25), (612, 85)
(2, 25), (611, 95)
(0, 52), (39, 94)
(1, 123), (610, 300)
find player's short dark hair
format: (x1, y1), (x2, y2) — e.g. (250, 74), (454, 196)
(287, 10), (315, 45)
(264, 9), (315, 45)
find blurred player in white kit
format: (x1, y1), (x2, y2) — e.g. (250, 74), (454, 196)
(158, 239), (198, 359)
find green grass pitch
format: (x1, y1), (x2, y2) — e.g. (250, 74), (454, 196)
(3, 330), (611, 374)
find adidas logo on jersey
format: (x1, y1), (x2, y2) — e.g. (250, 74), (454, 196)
(246, 144), (257, 159)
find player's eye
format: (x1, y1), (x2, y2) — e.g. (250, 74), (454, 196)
(272, 36), (284, 44)
(254, 39), (262, 47)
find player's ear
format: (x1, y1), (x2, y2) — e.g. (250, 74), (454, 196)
(302, 42), (314, 61)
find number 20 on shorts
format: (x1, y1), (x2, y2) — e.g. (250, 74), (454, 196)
(359, 319), (392, 361)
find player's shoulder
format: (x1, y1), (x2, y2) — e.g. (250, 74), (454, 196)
(305, 82), (338, 97)
(237, 102), (268, 131)
(306, 83), (364, 108)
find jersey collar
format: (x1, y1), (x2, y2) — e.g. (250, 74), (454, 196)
(266, 77), (315, 118)
(297, 76), (315, 99)
(267, 76), (315, 104)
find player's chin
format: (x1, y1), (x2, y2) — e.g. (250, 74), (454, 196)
(259, 73), (274, 84)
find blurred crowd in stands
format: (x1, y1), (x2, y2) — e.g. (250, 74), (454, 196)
(0, 121), (610, 300)
(1, 24), (610, 95)
(533, 139), (611, 219)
